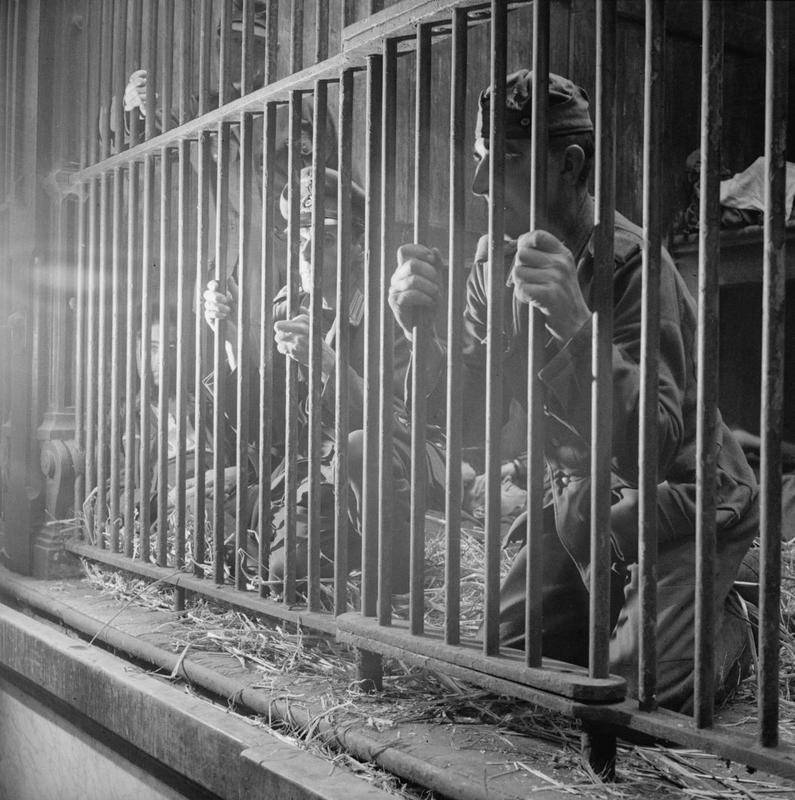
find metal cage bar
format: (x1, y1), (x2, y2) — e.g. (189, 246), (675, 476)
(589, 0), (617, 682)
(408, 21), (433, 636)
(637, 0), (664, 712)
(307, 79), (328, 611)
(108, 165), (125, 552)
(483, 0), (507, 657)
(84, 178), (98, 534)
(123, 161), (139, 557)
(361, 52), (383, 619)
(212, 119), (231, 583)
(258, 100), (278, 597)
(444, 6), (467, 648)
(333, 69), (355, 616)
(758, 0), (789, 749)
(235, 106), (254, 591)
(377, 36), (398, 625)
(694, 0), (723, 728)
(283, 90), (303, 603)
(156, 145), (172, 568)
(139, 153), (155, 561)
(525, 0), (550, 669)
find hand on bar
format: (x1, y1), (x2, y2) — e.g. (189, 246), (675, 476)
(389, 244), (444, 342)
(123, 69), (150, 117)
(273, 314), (335, 380)
(511, 230), (591, 343)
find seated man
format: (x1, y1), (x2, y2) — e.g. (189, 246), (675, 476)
(386, 70), (758, 712)
(204, 167), (444, 592)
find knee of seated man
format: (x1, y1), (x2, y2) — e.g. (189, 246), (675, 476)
(347, 430), (364, 477)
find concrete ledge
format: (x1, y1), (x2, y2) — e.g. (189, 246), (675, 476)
(0, 603), (391, 800)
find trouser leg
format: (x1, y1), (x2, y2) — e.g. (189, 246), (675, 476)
(609, 501), (758, 712)
(498, 509), (594, 665)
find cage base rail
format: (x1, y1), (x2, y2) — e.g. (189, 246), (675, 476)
(64, 540), (338, 636)
(337, 612), (626, 702)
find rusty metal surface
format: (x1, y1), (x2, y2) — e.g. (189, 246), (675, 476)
(483, 0), (507, 657)
(409, 22), (433, 636)
(235, 110), (253, 592)
(123, 162), (138, 558)
(138, 154), (154, 561)
(361, 53), (383, 619)
(337, 612), (626, 702)
(108, 166), (124, 552)
(377, 37), (397, 625)
(257, 102), (278, 597)
(589, 0), (616, 681)
(212, 121), (231, 584)
(308, 80), (328, 612)
(525, 0), (550, 670)
(637, 0), (664, 712)
(157, 147), (172, 568)
(694, 0), (723, 729)
(444, 6), (467, 647)
(334, 69), (355, 616)
(758, 0), (789, 750)
(284, 91), (302, 604)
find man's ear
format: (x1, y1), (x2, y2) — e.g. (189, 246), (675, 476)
(562, 144), (586, 185)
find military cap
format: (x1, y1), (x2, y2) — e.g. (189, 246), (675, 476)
(475, 70), (593, 141)
(279, 167), (366, 228)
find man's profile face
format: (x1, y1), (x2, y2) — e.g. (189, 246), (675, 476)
(471, 137), (564, 239)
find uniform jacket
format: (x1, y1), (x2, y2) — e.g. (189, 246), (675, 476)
(424, 212), (757, 569)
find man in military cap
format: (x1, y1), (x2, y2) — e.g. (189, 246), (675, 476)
(387, 70), (758, 711)
(205, 167), (440, 592)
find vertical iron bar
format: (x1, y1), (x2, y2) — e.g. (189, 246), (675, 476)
(109, 166), (124, 552)
(193, 130), (211, 574)
(758, 0), (788, 749)
(361, 53), (383, 619)
(315, 0), (329, 64)
(409, 22), (432, 637)
(157, 147), (172, 567)
(96, 171), (110, 543)
(112, 0), (128, 153)
(160, 0), (174, 132)
(74, 0), (91, 516)
(98, 0), (113, 161)
(218, 0), (232, 106)
(308, 80), (328, 611)
(483, 0), (507, 657)
(638, 0), (664, 712)
(334, 68), (354, 616)
(173, 141), (189, 607)
(124, 161), (139, 557)
(445, 7), (467, 646)
(85, 178), (98, 543)
(139, 153), (155, 562)
(198, 0), (212, 115)
(378, 37), (397, 625)
(258, 101), (278, 596)
(213, 120), (231, 583)
(284, 90), (303, 604)
(241, 0), (254, 94)
(694, 0), (723, 729)
(128, 0), (143, 147)
(589, 0), (617, 680)
(235, 105), (253, 590)
(142, 0), (157, 139)
(177, 0), (191, 124)
(290, 0), (304, 74)
(525, 0), (549, 668)
(264, 0), (278, 85)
